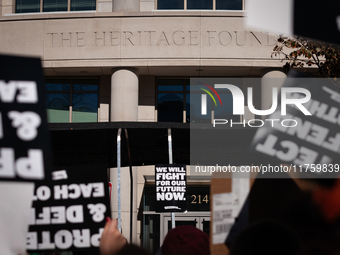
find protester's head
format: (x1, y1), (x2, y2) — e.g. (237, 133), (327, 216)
(161, 225), (210, 255)
(117, 243), (151, 255)
(230, 220), (300, 255)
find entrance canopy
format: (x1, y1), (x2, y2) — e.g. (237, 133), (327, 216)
(49, 122), (261, 167)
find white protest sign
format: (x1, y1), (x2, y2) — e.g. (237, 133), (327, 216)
(0, 182), (34, 255)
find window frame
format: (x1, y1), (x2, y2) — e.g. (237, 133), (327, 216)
(14, 0), (97, 13)
(156, 77), (241, 123)
(155, 0), (245, 10)
(45, 77), (100, 123)
(156, 78), (189, 123)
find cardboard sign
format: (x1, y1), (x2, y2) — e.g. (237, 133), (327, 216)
(246, 0), (340, 45)
(250, 70), (340, 178)
(27, 165), (110, 253)
(155, 164), (187, 212)
(0, 55), (51, 182)
(212, 193), (235, 245)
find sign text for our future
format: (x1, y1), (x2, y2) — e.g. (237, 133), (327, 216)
(27, 165), (110, 252)
(155, 164), (187, 212)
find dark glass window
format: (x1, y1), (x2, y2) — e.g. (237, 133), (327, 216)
(189, 78), (242, 123)
(156, 0), (243, 10)
(43, 0), (67, 12)
(214, 93), (240, 121)
(15, 0), (96, 12)
(157, 78), (240, 123)
(15, 0), (40, 13)
(45, 79), (98, 123)
(157, 79), (187, 122)
(71, 0), (96, 11)
(186, 93), (211, 123)
(143, 215), (160, 255)
(216, 0), (242, 10)
(46, 81), (71, 91)
(187, 0), (213, 10)
(46, 93), (70, 123)
(72, 93), (98, 122)
(158, 93), (183, 122)
(157, 0), (184, 9)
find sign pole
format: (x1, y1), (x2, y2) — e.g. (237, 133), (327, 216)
(168, 128), (176, 229)
(117, 128), (122, 232)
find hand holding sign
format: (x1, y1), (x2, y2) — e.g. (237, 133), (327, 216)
(100, 218), (127, 255)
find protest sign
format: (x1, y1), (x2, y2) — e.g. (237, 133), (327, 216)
(27, 164), (110, 253)
(0, 182), (34, 255)
(250, 70), (340, 178)
(155, 164), (187, 212)
(246, 0), (340, 45)
(0, 54), (51, 182)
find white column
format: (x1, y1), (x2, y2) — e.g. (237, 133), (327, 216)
(113, 0), (140, 12)
(261, 70), (287, 111)
(111, 68), (139, 121)
(110, 68), (139, 243)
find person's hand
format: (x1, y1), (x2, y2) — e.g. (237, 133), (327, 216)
(100, 217), (127, 255)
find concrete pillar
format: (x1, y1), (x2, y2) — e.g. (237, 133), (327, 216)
(113, 0), (140, 12)
(111, 68), (139, 121)
(1, 0), (13, 16)
(110, 68), (138, 243)
(261, 70), (287, 111)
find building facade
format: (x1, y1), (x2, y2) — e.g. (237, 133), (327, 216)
(0, 0), (288, 253)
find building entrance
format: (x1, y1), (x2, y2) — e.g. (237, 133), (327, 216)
(142, 184), (211, 254)
(162, 214), (211, 241)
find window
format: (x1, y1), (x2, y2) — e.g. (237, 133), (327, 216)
(157, 79), (188, 122)
(45, 78), (98, 123)
(157, 78), (241, 123)
(157, 0), (243, 10)
(15, 0), (96, 13)
(189, 78), (242, 123)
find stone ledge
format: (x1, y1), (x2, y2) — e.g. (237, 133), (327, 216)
(1, 10), (245, 21)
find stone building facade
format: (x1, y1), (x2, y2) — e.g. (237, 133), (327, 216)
(0, 0), (288, 253)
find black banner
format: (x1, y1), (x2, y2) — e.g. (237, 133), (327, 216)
(27, 164), (110, 252)
(294, 0), (340, 45)
(0, 55), (51, 182)
(155, 164), (187, 212)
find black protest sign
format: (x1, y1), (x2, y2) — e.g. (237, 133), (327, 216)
(294, 0), (340, 45)
(27, 165), (110, 253)
(0, 55), (51, 182)
(250, 70), (340, 178)
(155, 164), (187, 212)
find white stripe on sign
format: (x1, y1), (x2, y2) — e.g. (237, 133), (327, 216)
(246, 0), (294, 35)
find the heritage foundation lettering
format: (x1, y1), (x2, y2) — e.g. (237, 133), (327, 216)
(47, 31), (278, 48)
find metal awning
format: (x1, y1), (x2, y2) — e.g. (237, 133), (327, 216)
(49, 122), (263, 167)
